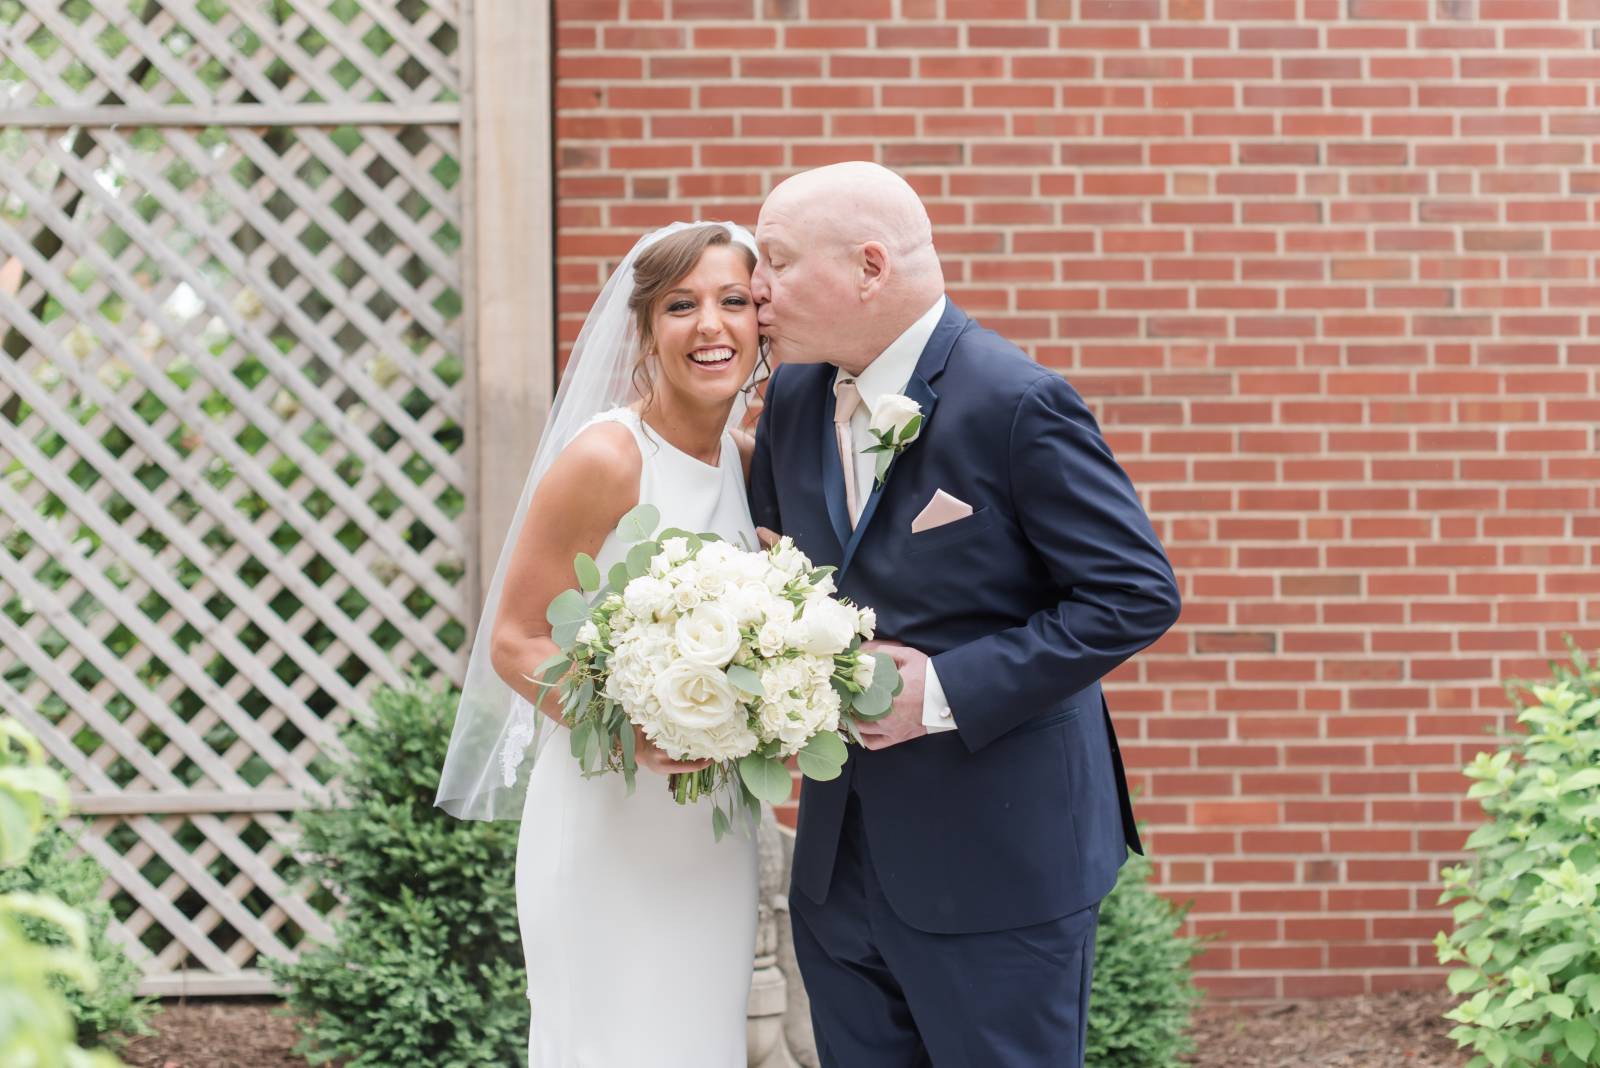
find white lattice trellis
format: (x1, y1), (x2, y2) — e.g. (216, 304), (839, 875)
(1, 0), (469, 996)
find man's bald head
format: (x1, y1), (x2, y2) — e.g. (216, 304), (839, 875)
(764, 162), (937, 271)
(753, 162), (945, 372)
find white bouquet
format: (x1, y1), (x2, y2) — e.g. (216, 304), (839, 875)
(528, 505), (901, 838)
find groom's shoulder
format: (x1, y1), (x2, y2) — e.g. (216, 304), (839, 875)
(946, 313), (1062, 405)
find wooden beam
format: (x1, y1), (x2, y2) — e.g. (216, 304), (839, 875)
(138, 971), (279, 998)
(0, 103), (461, 128)
(70, 791), (340, 815)
(463, 0), (554, 630)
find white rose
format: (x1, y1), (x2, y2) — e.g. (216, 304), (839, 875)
(622, 576), (672, 621)
(811, 572), (836, 598)
(722, 581), (770, 626)
(674, 605), (742, 667)
(769, 537), (810, 579)
(697, 541), (740, 571)
(852, 654), (877, 690)
(661, 536), (692, 564)
(764, 597), (797, 626)
(854, 606), (876, 639)
(756, 619), (789, 658)
(693, 565), (727, 600)
(670, 581), (703, 612)
(789, 598), (858, 657)
(870, 393), (922, 441)
(576, 620), (600, 646)
(653, 661), (740, 732)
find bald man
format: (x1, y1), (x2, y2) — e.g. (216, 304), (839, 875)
(748, 162), (1180, 1067)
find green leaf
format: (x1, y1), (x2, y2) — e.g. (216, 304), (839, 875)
(617, 503), (660, 542)
(1448, 969), (1481, 995)
(1558, 767), (1600, 793)
(620, 723), (637, 795)
(1564, 1019), (1597, 1061)
(574, 553), (601, 592)
(1536, 942), (1588, 973)
(850, 653), (902, 722)
(897, 413), (922, 442)
(546, 589), (590, 648)
(1543, 993), (1575, 1020)
(738, 754), (794, 805)
(712, 805), (730, 842)
(625, 541), (657, 579)
(726, 665), (765, 697)
(608, 561), (631, 593)
(569, 720), (593, 761)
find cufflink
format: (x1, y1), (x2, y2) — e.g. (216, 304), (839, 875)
(940, 708), (952, 719)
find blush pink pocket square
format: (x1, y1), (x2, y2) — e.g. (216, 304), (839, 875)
(912, 489), (974, 534)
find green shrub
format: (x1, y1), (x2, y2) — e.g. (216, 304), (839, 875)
(0, 717), (124, 1068)
(0, 821), (154, 1049)
(266, 678), (528, 1067)
(1087, 844), (1205, 1068)
(1437, 645), (1600, 1068)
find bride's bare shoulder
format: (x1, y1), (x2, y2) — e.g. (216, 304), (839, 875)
(538, 420), (641, 512)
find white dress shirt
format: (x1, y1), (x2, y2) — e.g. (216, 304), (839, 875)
(832, 296), (957, 734)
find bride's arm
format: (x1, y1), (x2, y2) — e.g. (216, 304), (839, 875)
(487, 422), (713, 776)
(489, 422), (639, 723)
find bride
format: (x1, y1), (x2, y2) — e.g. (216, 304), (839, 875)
(435, 222), (767, 1065)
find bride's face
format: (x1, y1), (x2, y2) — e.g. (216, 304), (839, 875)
(649, 244), (761, 410)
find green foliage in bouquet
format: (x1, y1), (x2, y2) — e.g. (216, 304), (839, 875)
(0, 821), (154, 1050)
(1437, 644), (1600, 1068)
(537, 503), (901, 840)
(266, 679), (528, 1067)
(1086, 844), (1204, 1068)
(0, 717), (126, 1068)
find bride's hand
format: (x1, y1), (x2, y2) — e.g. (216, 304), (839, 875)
(631, 724), (714, 776)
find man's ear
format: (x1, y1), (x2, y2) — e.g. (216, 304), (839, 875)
(859, 240), (891, 300)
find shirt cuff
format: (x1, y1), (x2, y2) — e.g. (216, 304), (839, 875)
(921, 660), (957, 733)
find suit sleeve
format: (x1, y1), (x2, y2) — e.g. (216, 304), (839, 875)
(930, 372), (1180, 753)
(747, 364), (783, 535)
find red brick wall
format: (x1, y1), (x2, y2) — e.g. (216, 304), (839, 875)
(553, 0), (1600, 999)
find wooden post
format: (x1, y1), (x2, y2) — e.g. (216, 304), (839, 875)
(463, 0), (554, 628)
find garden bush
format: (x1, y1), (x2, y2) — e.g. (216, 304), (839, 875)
(1, 717), (125, 1068)
(1086, 839), (1206, 1068)
(266, 677), (528, 1067)
(1437, 644), (1600, 1068)
(0, 820), (154, 1050)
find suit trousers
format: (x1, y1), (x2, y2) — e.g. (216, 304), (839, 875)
(791, 793), (1102, 1067)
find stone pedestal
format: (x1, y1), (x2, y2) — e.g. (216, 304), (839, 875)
(747, 811), (817, 1068)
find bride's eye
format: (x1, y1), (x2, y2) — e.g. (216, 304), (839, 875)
(667, 300), (694, 313)
(723, 296), (748, 307)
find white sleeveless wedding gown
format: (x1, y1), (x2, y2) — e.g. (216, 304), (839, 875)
(516, 407), (760, 1066)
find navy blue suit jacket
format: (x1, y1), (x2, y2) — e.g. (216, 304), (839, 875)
(749, 301), (1180, 935)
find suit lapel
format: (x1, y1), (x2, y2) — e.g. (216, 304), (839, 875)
(837, 301), (968, 577)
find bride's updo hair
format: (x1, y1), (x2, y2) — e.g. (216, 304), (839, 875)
(626, 224), (757, 407)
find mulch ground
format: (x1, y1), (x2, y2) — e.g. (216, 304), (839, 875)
(1187, 989), (1470, 1068)
(115, 989), (1469, 1067)
(117, 1000), (309, 1068)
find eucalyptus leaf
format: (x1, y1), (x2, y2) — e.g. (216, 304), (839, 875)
(573, 553), (601, 592)
(625, 540), (657, 579)
(726, 664), (765, 697)
(738, 755), (794, 805)
(616, 503), (660, 542)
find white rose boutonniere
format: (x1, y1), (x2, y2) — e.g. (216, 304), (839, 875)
(864, 393), (924, 489)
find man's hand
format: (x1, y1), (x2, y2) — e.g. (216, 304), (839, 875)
(856, 640), (929, 750)
(756, 526), (781, 549)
